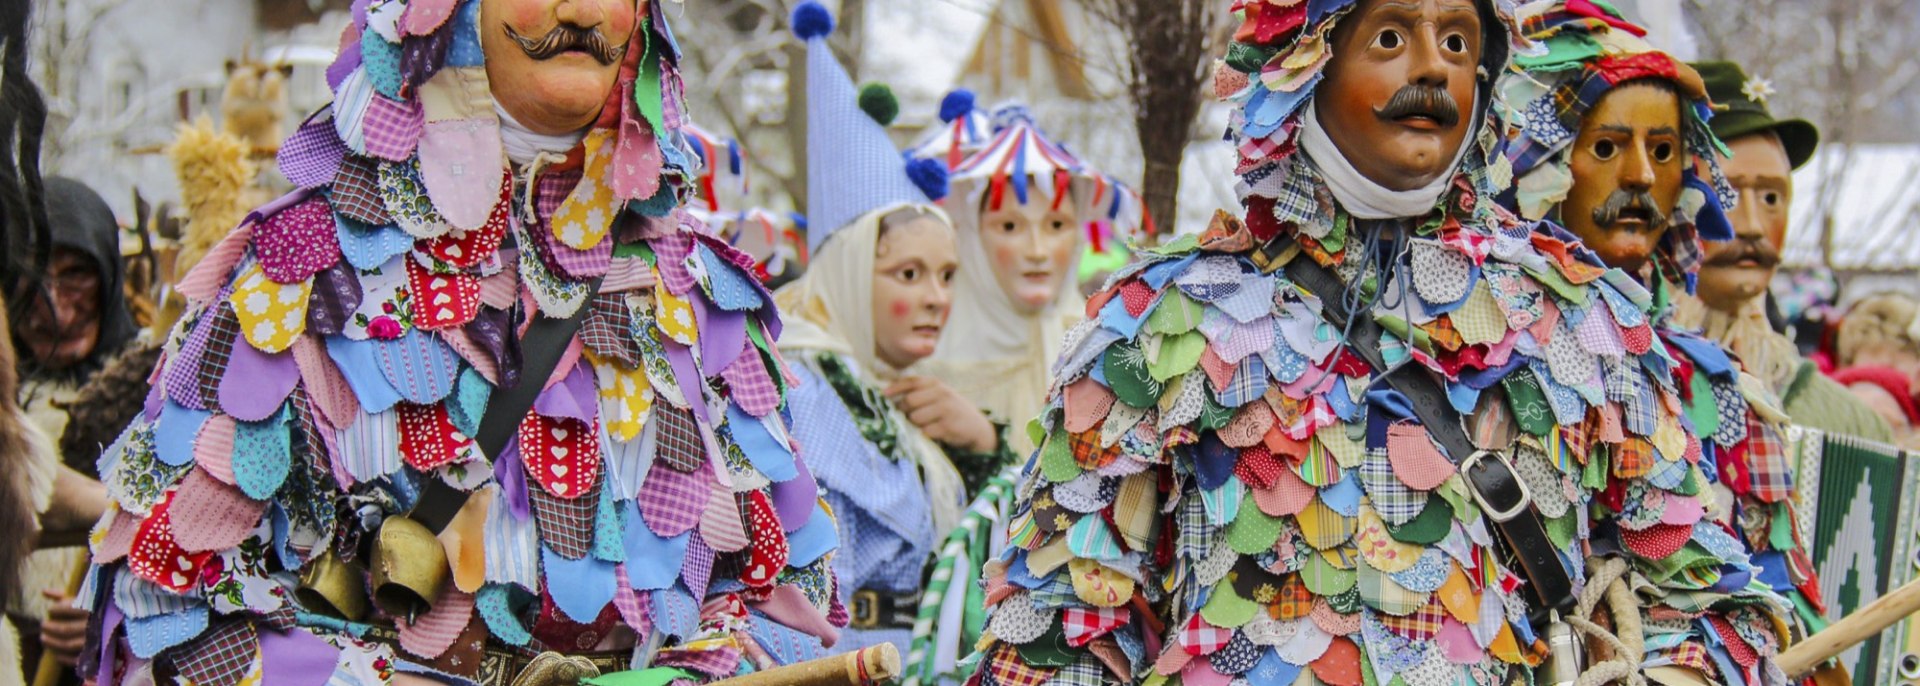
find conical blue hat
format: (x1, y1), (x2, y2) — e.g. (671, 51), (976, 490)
(794, 1), (937, 252)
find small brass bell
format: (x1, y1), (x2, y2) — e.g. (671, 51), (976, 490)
(369, 516), (450, 620)
(510, 652), (601, 686)
(296, 549), (370, 621)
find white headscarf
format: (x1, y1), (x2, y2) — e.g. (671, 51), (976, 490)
(774, 202), (967, 535)
(917, 175), (1087, 455)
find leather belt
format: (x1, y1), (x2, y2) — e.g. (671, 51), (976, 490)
(358, 624), (631, 686)
(1258, 231), (1576, 626)
(847, 589), (920, 631)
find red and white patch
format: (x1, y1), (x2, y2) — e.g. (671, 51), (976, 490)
(1062, 606), (1131, 647)
(1620, 323), (1654, 355)
(739, 491), (789, 588)
(406, 258), (481, 331)
(129, 493), (215, 593)
(1234, 444), (1285, 490)
(518, 414), (601, 499)
(1620, 522), (1692, 559)
(1117, 280), (1157, 318)
(1179, 613), (1233, 656)
(398, 402), (473, 471)
(422, 178), (510, 269)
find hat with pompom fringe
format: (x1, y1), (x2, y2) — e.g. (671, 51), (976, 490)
(794, 0), (945, 252)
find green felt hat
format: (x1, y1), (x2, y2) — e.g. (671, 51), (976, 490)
(1692, 60), (1820, 170)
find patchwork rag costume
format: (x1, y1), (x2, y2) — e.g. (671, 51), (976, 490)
(1497, 3), (1817, 682)
(964, 0), (1798, 684)
(77, 2), (844, 684)
(770, 0), (993, 661)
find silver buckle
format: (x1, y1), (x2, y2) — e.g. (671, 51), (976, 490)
(1461, 450), (1533, 522)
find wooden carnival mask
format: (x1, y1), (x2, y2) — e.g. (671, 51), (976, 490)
(1695, 131), (1793, 312)
(1315, 0), (1485, 190)
(480, 0), (643, 135)
(1560, 81), (1687, 273)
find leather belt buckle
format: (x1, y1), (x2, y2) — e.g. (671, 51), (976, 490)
(849, 589), (881, 630)
(1461, 450), (1532, 522)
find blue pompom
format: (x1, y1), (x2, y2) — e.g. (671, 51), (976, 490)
(938, 89), (977, 123)
(906, 158), (950, 202)
(792, 1), (834, 40)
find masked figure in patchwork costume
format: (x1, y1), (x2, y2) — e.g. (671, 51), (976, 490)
(79, 1), (847, 684)
(768, 0), (1010, 661)
(917, 103), (1109, 468)
(1666, 61), (1890, 445)
(963, 0), (1802, 683)
(1496, 3), (1817, 682)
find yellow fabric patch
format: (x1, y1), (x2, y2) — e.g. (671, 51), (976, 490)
(550, 130), (618, 250)
(229, 263), (313, 353)
(1296, 498), (1354, 550)
(1454, 282), (1509, 346)
(653, 272), (700, 346)
(1436, 562), (1481, 625)
(1353, 505), (1422, 573)
(587, 349), (654, 442)
(1069, 558), (1136, 608)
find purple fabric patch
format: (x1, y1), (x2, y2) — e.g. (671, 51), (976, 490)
(361, 95), (423, 162)
(328, 32), (363, 92)
(663, 340), (706, 425)
(256, 625), (341, 686)
(278, 111), (350, 189)
(307, 261), (364, 337)
(255, 196), (343, 284)
(464, 306), (520, 390)
(144, 374), (166, 422)
(371, 329), (461, 404)
(494, 436), (532, 521)
(680, 531), (715, 601)
(166, 301), (225, 411)
(399, 30), (452, 95)
(531, 360), (598, 423)
(532, 212), (613, 280)
(638, 463), (708, 537)
(770, 457), (816, 531)
(651, 230), (696, 295)
(219, 342), (300, 422)
(695, 299), (747, 376)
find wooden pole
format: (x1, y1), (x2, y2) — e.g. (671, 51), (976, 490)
(1778, 577), (1920, 677)
(709, 643), (901, 686)
(31, 555), (88, 686)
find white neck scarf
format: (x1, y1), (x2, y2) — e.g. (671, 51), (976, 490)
(1298, 97), (1482, 219)
(495, 103), (588, 166)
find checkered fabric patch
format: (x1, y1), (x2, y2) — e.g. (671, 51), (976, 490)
(530, 478), (600, 559)
(1663, 640), (1714, 675)
(1216, 355), (1269, 408)
(720, 348), (780, 418)
(278, 110), (348, 188)
(1042, 655), (1107, 686)
(532, 170), (583, 229)
(636, 459), (709, 536)
(1179, 613), (1233, 656)
(332, 155), (394, 225)
(1068, 427), (1118, 471)
(197, 304), (244, 408)
(1741, 415), (1792, 504)
(653, 404), (707, 473)
(1613, 437), (1655, 479)
(360, 94), (423, 161)
(1379, 600), (1446, 641)
(1060, 606), (1129, 648)
(170, 618), (258, 686)
(981, 643), (1057, 686)
(579, 294), (642, 368)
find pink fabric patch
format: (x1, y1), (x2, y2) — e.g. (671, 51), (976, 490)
(361, 95), (424, 162)
(92, 509), (142, 564)
(608, 111), (663, 203)
(417, 119), (505, 231)
(219, 342), (300, 422)
(169, 468), (270, 553)
(424, 177), (510, 269)
(195, 415), (239, 485)
(1064, 376), (1117, 434)
(255, 197), (342, 284)
(698, 483), (750, 553)
(1435, 618), (1486, 664)
(291, 336), (360, 428)
(1252, 466), (1316, 517)
(396, 587), (475, 660)
(399, 0), (457, 36)
(177, 222), (255, 302)
(1386, 422), (1454, 491)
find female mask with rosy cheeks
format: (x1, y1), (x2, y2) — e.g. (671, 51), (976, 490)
(976, 191), (1079, 315)
(481, 0), (641, 135)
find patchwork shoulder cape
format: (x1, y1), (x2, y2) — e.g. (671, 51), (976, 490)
(80, 6), (840, 682)
(966, 169), (1794, 685)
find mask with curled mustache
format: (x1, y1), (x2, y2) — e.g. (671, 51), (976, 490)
(480, 0), (642, 135)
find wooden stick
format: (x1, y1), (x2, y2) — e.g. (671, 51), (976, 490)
(1778, 577), (1920, 677)
(31, 553), (89, 686)
(709, 643), (901, 686)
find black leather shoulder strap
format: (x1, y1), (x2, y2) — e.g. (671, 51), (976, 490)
(1261, 233), (1575, 622)
(412, 280), (602, 534)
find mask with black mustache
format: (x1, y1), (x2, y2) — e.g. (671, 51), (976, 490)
(505, 23), (627, 66)
(1375, 84), (1461, 129)
(1705, 236), (1780, 268)
(1591, 188), (1670, 232)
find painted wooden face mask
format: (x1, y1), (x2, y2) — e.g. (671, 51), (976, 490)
(1314, 0), (1485, 190)
(1560, 81), (1687, 274)
(480, 0), (642, 135)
